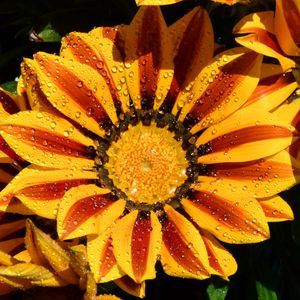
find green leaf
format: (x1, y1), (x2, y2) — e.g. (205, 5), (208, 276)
(37, 23), (61, 42)
(1, 81), (17, 94)
(206, 279), (229, 300)
(256, 281), (278, 300)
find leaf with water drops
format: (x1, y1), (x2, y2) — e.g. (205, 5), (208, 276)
(0, 82), (17, 95)
(206, 278), (229, 300)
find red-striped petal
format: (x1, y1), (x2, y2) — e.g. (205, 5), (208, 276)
(182, 186), (270, 244)
(0, 111), (94, 169)
(57, 185), (125, 240)
(125, 6), (173, 110)
(160, 205), (210, 279)
(87, 227), (123, 283)
(161, 7), (214, 113)
(179, 48), (262, 133)
(112, 210), (161, 283)
(202, 151), (300, 198)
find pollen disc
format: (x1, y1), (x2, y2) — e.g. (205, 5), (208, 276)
(105, 122), (188, 204)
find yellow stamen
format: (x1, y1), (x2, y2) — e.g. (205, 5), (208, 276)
(105, 123), (188, 204)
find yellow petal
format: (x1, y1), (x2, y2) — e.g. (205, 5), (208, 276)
(182, 182), (270, 244)
(161, 7), (214, 114)
(21, 59), (62, 115)
(61, 29), (129, 115)
(201, 150), (300, 198)
(200, 229), (237, 278)
(259, 195), (294, 222)
(0, 111), (94, 169)
(179, 48), (262, 133)
(33, 52), (117, 136)
(243, 65), (297, 111)
(160, 205), (210, 279)
(0, 165), (97, 219)
(234, 12), (295, 71)
(114, 276), (146, 298)
(274, 0), (300, 56)
(197, 107), (294, 164)
(112, 210), (161, 283)
(125, 6), (174, 110)
(57, 184), (125, 240)
(25, 219), (78, 284)
(87, 225), (123, 283)
(0, 250), (19, 266)
(0, 263), (67, 287)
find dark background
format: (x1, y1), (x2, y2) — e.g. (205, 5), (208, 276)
(1, 0), (300, 299)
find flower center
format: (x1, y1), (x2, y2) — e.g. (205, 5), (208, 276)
(105, 122), (188, 205)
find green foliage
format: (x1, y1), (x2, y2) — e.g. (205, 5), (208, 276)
(256, 281), (278, 300)
(206, 278), (229, 300)
(1, 81), (17, 94)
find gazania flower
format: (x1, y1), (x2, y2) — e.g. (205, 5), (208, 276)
(0, 5), (299, 291)
(233, 0), (300, 71)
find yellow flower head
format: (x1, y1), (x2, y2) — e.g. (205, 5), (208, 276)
(0, 5), (299, 295)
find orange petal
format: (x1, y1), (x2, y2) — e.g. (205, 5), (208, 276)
(161, 7), (214, 113)
(112, 210), (161, 283)
(61, 29), (129, 115)
(234, 12), (295, 71)
(274, 0), (300, 56)
(33, 52), (117, 136)
(124, 6), (173, 110)
(196, 108), (294, 164)
(243, 66), (297, 111)
(200, 228), (237, 278)
(57, 184), (125, 240)
(160, 205), (210, 279)
(0, 111), (94, 169)
(182, 183), (270, 244)
(87, 226), (123, 283)
(0, 166), (97, 219)
(21, 59), (61, 115)
(201, 151), (300, 198)
(259, 195), (294, 222)
(179, 48), (262, 133)
(114, 276), (146, 298)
